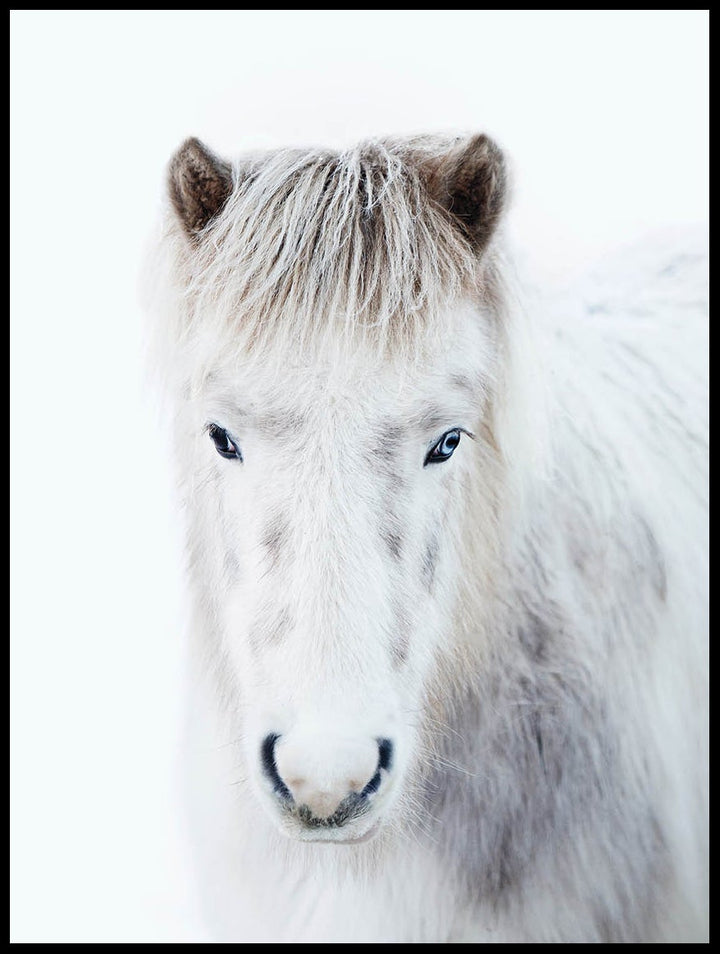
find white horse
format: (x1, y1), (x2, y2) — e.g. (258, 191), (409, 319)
(146, 133), (708, 942)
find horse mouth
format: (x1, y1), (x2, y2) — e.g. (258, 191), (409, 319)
(272, 789), (381, 842)
(284, 816), (382, 845)
(263, 785), (386, 844)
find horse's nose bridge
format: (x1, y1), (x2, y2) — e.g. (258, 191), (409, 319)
(257, 448), (402, 679)
(278, 506), (397, 671)
(287, 439), (389, 586)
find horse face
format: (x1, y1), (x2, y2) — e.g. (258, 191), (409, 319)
(189, 305), (494, 843)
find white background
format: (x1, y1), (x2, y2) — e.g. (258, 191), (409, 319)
(10, 10), (708, 943)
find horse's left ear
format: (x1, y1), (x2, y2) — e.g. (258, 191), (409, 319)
(423, 134), (508, 255)
(167, 137), (234, 239)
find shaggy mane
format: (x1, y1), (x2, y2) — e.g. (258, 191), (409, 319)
(159, 137), (501, 366)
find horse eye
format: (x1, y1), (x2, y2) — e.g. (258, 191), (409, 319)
(208, 424), (242, 461)
(425, 429), (462, 466)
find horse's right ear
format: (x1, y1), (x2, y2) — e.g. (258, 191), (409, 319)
(168, 137), (233, 239)
(423, 134), (508, 256)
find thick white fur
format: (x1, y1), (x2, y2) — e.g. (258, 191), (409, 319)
(145, 135), (708, 942)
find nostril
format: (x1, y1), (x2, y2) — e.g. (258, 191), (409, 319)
(260, 733), (292, 801)
(378, 738), (393, 772)
(361, 737), (394, 797)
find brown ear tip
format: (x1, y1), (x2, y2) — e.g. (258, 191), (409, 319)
(465, 132), (505, 169)
(467, 131), (494, 148)
(169, 137), (215, 178)
(181, 135), (204, 150)
(176, 136), (209, 160)
(167, 137), (233, 238)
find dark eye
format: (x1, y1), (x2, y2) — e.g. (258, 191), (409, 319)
(208, 423), (242, 461)
(425, 428), (462, 466)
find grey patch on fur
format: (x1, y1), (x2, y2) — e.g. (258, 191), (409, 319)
(266, 608), (291, 647)
(422, 648), (671, 939)
(374, 423), (404, 454)
(382, 527), (404, 561)
(248, 607), (291, 654)
(391, 604), (411, 668)
(564, 494), (668, 614)
(422, 534), (440, 590)
(370, 425), (406, 488)
(261, 514), (290, 569)
(636, 516), (668, 601)
(223, 548), (241, 580)
(518, 612), (552, 664)
(589, 811), (671, 942)
(260, 410), (308, 442)
(372, 438), (407, 564)
(416, 404), (454, 436)
(450, 373), (481, 399)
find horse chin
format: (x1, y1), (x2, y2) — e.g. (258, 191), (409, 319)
(285, 818), (382, 846)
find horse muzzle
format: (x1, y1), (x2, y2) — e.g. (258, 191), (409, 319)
(259, 730), (394, 843)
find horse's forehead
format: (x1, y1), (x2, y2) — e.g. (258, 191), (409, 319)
(206, 300), (492, 416)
